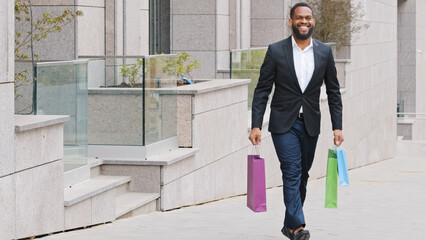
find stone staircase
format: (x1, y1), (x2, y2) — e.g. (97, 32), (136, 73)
(63, 147), (198, 230)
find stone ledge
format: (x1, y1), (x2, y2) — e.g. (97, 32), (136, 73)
(15, 115), (70, 133)
(102, 148), (199, 166)
(88, 79), (251, 96)
(175, 79), (251, 95)
(64, 175), (131, 207)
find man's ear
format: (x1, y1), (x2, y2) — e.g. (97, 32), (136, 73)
(289, 18), (293, 28)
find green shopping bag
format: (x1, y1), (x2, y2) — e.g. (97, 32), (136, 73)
(325, 149), (338, 208)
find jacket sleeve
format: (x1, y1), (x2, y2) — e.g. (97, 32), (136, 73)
(251, 45), (276, 129)
(324, 46), (343, 130)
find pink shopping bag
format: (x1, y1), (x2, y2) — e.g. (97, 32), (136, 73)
(247, 153), (267, 212)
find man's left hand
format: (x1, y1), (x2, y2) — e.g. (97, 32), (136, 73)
(333, 129), (344, 146)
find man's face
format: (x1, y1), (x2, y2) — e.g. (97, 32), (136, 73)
(289, 6), (315, 40)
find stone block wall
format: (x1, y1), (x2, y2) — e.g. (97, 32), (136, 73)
(109, 0), (149, 56)
(4, 115), (68, 239)
(77, 0), (105, 56)
(216, 0), (230, 73)
(171, 0), (251, 79)
(413, 0), (426, 140)
(15, 1), (77, 60)
(171, 0), (217, 78)
(250, 0), (303, 47)
(0, 1), (15, 239)
(251, 0), (286, 47)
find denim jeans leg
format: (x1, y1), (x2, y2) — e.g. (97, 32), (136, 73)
(272, 121), (305, 229)
(299, 130), (319, 205)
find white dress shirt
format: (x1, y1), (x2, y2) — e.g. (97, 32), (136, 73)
(291, 36), (315, 113)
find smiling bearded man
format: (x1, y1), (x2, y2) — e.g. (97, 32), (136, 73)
(291, 10), (314, 40)
(249, 2), (344, 240)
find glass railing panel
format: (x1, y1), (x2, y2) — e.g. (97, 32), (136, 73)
(87, 57), (144, 146)
(84, 55), (178, 148)
(35, 60), (88, 172)
(230, 48), (267, 109)
(144, 55), (178, 145)
(88, 59), (106, 88)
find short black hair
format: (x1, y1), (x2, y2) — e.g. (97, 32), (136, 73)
(290, 2), (313, 19)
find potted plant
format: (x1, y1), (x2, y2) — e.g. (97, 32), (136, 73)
(163, 52), (200, 85)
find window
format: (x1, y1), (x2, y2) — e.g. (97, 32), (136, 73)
(149, 0), (170, 54)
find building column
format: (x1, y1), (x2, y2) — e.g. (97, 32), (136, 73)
(0, 0), (16, 239)
(0, 0), (15, 172)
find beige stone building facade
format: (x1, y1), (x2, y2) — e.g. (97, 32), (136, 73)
(2, 0), (426, 238)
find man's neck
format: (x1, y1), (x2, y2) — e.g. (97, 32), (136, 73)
(293, 35), (312, 50)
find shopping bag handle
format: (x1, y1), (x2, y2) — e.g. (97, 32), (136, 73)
(333, 145), (345, 151)
(252, 145), (261, 156)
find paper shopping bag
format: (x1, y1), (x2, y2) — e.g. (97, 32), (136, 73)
(325, 149), (338, 208)
(247, 154), (267, 212)
(336, 149), (350, 186)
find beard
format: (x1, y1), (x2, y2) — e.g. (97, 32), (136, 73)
(292, 23), (314, 40)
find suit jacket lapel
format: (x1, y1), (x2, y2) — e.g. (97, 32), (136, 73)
(282, 37), (302, 93)
(305, 39), (320, 91)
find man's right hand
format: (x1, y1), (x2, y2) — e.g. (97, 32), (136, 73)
(249, 127), (262, 145)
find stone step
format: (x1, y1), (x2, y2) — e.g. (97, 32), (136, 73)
(64, 175), (131, 207)
(115, 192), (160, 218)
(102, 147), (199, 166)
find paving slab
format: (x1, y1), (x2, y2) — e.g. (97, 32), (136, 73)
(43, 140), (426, 240)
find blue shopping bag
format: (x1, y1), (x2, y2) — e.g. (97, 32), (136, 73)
(336, 148), (349, 186)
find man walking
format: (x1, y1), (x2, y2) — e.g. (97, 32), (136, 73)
(249, 2), (344, 240)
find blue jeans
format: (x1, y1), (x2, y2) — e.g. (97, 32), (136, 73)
(272, 118), (319, 229)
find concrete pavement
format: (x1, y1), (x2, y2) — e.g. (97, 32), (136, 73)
(42, 140), (426, 240)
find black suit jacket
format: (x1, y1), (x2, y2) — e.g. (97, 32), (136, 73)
(251, 36), (342, 136)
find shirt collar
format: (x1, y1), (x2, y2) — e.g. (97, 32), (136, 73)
(291, 36), (313, 51)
